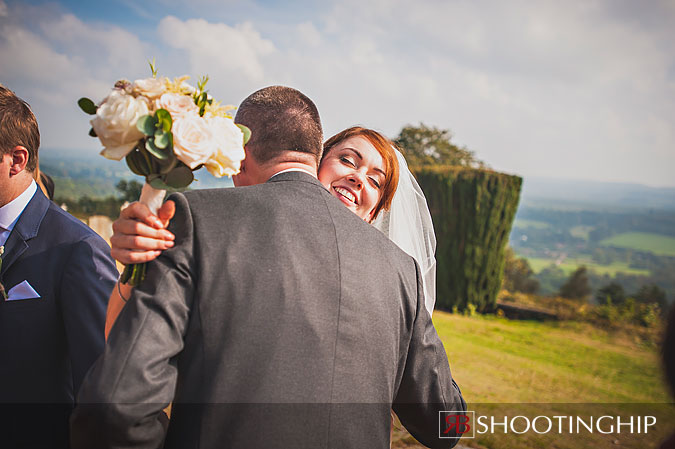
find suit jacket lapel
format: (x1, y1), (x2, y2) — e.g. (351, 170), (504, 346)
(0, 188), (49, 277)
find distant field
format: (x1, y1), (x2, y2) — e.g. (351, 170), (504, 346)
(600, 232), (675, 257)
(570, 225), (593, 240)
(526, 257), (651, 276)
(393, 312), (672, 448)
(513, 219), (550, 229)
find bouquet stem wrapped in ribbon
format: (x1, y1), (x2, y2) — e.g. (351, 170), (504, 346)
(79, 63), (249, 286)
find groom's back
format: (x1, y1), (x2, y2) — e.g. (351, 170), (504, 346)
(165, 171), (421, 448)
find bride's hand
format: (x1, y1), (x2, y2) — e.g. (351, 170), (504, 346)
(110, 200), (176, 264)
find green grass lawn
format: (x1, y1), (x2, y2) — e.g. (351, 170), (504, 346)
(600, 232), (675, 257)
(392, 312), (673, 449)
(526, 257), (651, 277)
(434, 312), (667, 403)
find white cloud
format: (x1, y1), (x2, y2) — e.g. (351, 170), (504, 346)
(0, 5), (153, 152)
(295, 22), (321, 48)
(0, 1), (7, 17)
(157, 16), (275, 82)
(40, 14), (148, 81)
(289, 0), (675, 186)
(2, 0), (674, 186)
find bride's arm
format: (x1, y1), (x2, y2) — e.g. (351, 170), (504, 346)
(105, 201), (176, 339)
(106, 283), (131, 339)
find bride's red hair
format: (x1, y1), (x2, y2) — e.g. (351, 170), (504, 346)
(322, 127), (400, 221)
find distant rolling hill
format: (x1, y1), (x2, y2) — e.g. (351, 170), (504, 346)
(41, 150), (675, 212)
(520, 176), (675, 211)
(40, 149), (233, 200)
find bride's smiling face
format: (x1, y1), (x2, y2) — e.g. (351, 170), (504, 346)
(318, 136), (385, 221)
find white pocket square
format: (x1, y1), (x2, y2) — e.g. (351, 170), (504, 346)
(6, 280), (41, 301)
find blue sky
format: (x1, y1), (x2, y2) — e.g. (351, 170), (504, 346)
(2, 0), (674, 187)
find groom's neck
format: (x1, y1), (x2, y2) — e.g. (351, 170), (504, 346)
(263, 161), (318, 181)
(255, 152), (318, 184)
(235, 153), (318, 187)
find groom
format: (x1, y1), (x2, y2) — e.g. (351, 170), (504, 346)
(71, 86), (465, 448)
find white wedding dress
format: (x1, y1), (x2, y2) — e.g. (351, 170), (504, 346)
(372, 149), (437, 316)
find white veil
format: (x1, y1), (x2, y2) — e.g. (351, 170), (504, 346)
(372, 149), (437, 316)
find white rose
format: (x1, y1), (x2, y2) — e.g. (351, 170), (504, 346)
(204, 116), (245, 177)
(155, 93), (198, 118)
(91, 89), (150, 160)
(179, 81), (197, 95)
(172, 113), (217, 169)
(132, 77), (166, 100)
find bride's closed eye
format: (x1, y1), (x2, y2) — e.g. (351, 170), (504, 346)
(339, 155), (356, 167)
(339, 153), (382, 188)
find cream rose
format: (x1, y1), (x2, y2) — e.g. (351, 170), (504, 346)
(172, 113), (217, 169)
(155, 93), (198, 118)
(132, 77), (166, 100)
(91, 89), (150, 160)
(204, 116), (246, 177)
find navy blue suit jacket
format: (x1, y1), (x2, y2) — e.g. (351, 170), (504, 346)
(0, 188), (118, 447)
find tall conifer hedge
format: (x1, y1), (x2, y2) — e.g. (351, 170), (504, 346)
(413, 166), (522, 312)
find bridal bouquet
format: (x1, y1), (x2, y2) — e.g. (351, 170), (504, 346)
(78, 62), (250, 285)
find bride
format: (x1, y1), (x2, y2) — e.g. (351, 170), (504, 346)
(106, 126), (437, 334)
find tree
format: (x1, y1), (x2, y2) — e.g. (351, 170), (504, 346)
(596, 282), (626, 305)
(559, 266), (592, 300)
(502, 247), (539, 294)
(394, 123), (485, 168)
(633, 284), (667, 308)
(414, 167), (522, 312)
(116, 180), (143, 203)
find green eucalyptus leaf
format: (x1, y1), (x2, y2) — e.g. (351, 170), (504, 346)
(138, 148), (153, 175)
(78, 97), (97, 115)
(136, 115), (158, 136)
(88, 127), (97, 138)
(236, 124), (251, 144)
(154, 131), (170, 149)
(126, 149), (149, 176)
(157, 152), (178, 175)
(165, 166), (194, 188)
(155, 109), (172, 132)
(125, 152), (143, 176)
(149, 177), (171, 190)
(145, 138), (168, 160)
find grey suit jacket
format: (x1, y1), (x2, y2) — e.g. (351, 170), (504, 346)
(71, 171), (465, 449)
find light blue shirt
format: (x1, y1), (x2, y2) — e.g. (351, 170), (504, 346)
(0, 180), (37, 247)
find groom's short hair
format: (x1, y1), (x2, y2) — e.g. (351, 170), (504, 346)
(0, 83), (40, 172)
(235, 86), (323, 164)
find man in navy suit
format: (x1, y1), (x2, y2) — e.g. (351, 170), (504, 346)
(0, 84), (118, 448)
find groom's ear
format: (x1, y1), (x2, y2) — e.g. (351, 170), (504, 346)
(233, 160), (245, 187)
(8, 145), (30, 176)
(233, 157), (252, 187)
